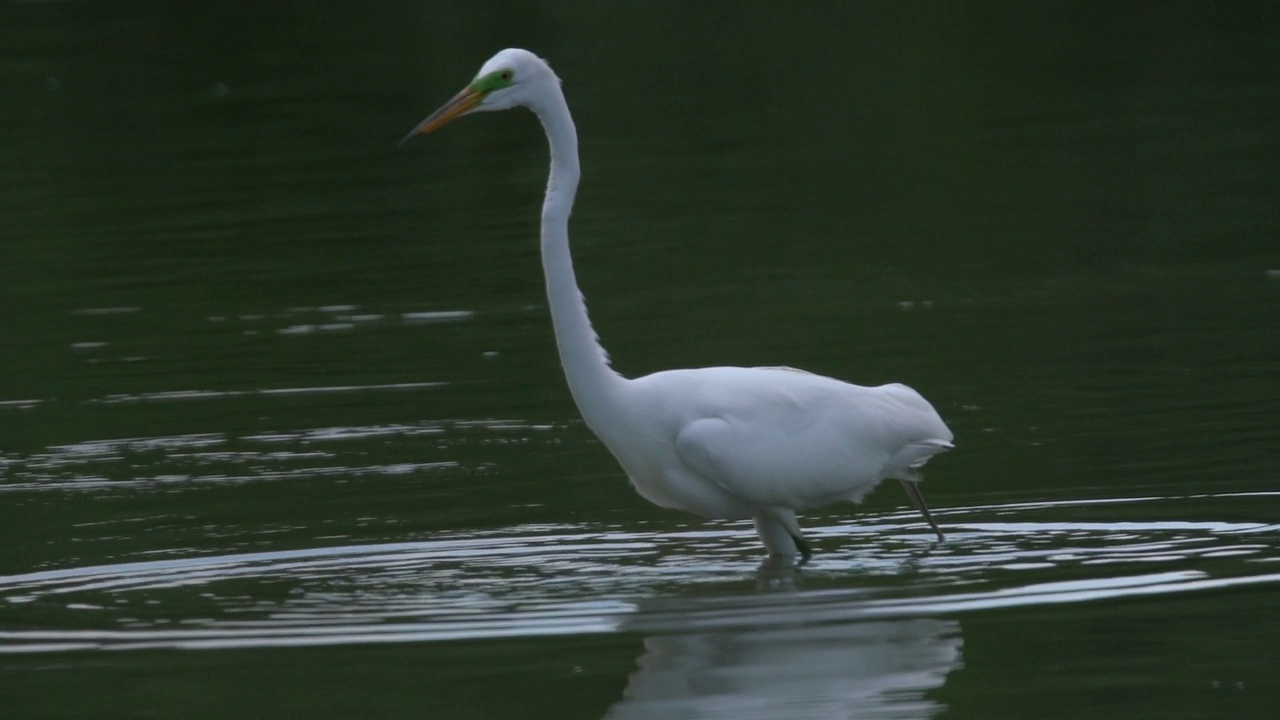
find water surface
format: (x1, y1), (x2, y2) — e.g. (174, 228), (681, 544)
(2, 3), (1278, 719)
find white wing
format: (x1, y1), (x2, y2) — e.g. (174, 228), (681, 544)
(660, 368), (952, 511)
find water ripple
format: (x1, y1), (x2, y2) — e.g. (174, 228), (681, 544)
(1, 493), (1276, 654)
(0, 418), (551, 492)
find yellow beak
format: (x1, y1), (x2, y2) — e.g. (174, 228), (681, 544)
(399, 87), (485, 146)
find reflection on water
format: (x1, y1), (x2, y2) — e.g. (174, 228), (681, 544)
(0, 415), (480, 492)
(2, 493), (1276, 654)
(606, 619), (961, 720)
(89, 382), (443, 406)
(2, 493), (1276, 717)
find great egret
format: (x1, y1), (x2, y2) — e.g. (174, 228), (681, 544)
(403, 49), (953, 563)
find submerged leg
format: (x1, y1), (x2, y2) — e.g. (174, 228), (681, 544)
(753, 510), (809, 565)
(899, 479), (945, 542)
(789, 532), (813, 565)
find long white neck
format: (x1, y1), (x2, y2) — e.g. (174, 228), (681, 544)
(529, 85), (626, 430)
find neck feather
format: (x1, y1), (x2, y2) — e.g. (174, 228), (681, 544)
(530, 86), (625, 427)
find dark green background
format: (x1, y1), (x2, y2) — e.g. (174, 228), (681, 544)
(2, 2), (1277, 718)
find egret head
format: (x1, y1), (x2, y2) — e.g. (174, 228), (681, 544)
(400, 48), (557, 145)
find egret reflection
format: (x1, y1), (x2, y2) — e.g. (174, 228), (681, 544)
(606, 618), (962, 719)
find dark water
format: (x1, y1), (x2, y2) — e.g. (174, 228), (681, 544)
(2, 3), (1278, 718)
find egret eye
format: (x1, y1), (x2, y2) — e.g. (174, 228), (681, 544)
(500, 70), (513, 81)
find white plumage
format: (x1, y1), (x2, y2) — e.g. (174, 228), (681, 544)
(404, 49), (953, 562)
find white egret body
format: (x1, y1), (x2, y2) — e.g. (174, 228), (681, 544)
(404, 49), (953, 562)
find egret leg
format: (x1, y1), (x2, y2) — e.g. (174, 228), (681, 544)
(899, 479), (945, 542)
(753, 511), (808, 564)
(789, 532), (813, 566)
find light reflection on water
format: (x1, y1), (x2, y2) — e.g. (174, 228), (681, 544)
(0, 413), (563, 492)
(2, 493), (1276, 655)
(89, 382), (444, 406)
